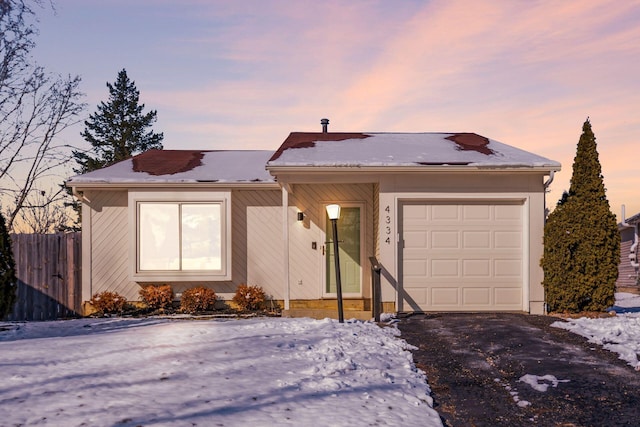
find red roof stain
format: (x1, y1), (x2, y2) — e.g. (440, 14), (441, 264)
(132, 149), (208, 176)
(269, 132), (370, 162)
(446, 133), (494, 155)
(417, 162), (470, 166)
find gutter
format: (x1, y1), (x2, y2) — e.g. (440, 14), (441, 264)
(66, 181), (281, 191)
(266, 165), (561, 174)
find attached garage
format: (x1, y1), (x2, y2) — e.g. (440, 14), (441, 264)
(264, 128), (561, 316)
(400, 200), (525, 312)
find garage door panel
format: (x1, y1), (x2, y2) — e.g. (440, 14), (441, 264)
(431, 288), (459, 306)
(403, 287), (428, 306)
(432, 205), (459, 220)
(404, 231), (427, 248)
(404, 259), (427, 277)
(463, 287), (491, 305)
(463, 204), (491, 220)
(403, 204), (428, 220)
(401, 201), (524, 312)
(494, 259), (522, 278)
(463, 231), (491, 248)
(431, 231), (459, 249)
(431, 259), (459, 277)
(495, 204), (522, 220)
(463, 259), (491, 277)
(494, 231), (522, 249)
(495, 287), (522, 305)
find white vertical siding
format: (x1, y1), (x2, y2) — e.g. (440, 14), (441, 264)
(288, 183), (375, 300)
(243, 190), (284, 298)
(88, 191), (137, 300)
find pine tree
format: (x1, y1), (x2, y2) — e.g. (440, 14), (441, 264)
(0, 212), (17, 319)
(541, 119), (620, 312)
(73, 69), (163, 174)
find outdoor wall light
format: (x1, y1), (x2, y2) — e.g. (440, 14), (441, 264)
(297, 211), (304, 221)
(325, 203), (344, 323)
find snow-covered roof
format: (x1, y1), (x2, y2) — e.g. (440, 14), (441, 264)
(67, 150), (276, 186)
(67, 132), (560, 187)
(267, 132), (561, 169)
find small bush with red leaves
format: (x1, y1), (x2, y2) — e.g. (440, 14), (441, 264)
(90, 291), (127, 315)
(139, 284), (174, 310)
(180, 286), (217, 314)
(232, 284), (266, 311)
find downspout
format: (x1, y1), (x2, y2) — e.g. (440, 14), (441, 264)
(621, 205), (639, 270)
(542, 171), (555, 314)
(282, 185), (290, 311)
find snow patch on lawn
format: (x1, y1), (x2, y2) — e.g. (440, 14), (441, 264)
(552, 293), (640, 370)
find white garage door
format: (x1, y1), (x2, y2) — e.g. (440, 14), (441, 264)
(400, 201), (524, 312)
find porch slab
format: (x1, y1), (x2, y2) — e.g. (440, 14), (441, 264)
(282, 309), (373, 321)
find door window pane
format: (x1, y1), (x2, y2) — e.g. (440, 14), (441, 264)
(326, 206), (361, 294)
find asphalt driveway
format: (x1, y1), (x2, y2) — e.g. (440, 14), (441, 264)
(398, 313), (640, 427)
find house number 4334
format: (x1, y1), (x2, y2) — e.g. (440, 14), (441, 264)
(384, 205), (392, 244)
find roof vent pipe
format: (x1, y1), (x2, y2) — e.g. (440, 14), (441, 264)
(321, 118), (329, 133)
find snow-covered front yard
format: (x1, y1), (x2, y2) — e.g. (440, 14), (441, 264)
(1, 292), (638, 426)
(0, 315), (442, 427)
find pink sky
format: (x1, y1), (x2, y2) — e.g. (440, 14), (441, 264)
(34, 0), (640, 219)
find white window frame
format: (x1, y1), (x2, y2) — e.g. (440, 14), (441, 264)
(128, 190), (232, 281)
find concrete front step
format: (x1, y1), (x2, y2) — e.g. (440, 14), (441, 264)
(289, 299), (370, 311)
(282, 309), (374, 321)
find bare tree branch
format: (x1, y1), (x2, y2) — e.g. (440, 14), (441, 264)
(13, 185), (73, 233)
(0, 1), (85, 232)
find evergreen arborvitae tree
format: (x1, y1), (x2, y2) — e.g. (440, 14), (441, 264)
(541, 118), (620, 312)
(73, 68), (164, 174)
(0, 212), (17, 319)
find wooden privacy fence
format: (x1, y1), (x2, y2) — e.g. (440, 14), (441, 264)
(6, 232), (82, 321)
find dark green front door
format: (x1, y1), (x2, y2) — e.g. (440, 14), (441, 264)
(325, 206), (361, 295)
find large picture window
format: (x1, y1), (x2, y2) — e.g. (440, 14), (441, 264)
(139, 203), (222, 271)
(129, 191), (231, 281)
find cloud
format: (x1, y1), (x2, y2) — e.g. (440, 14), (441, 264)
(50, 0), (639, 217)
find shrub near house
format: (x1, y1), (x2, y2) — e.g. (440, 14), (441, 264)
(139, 285), (174, 311)
(233, 284), (266, 311)
(90, 291), (127, 315)
(180, 287), (217, 313)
